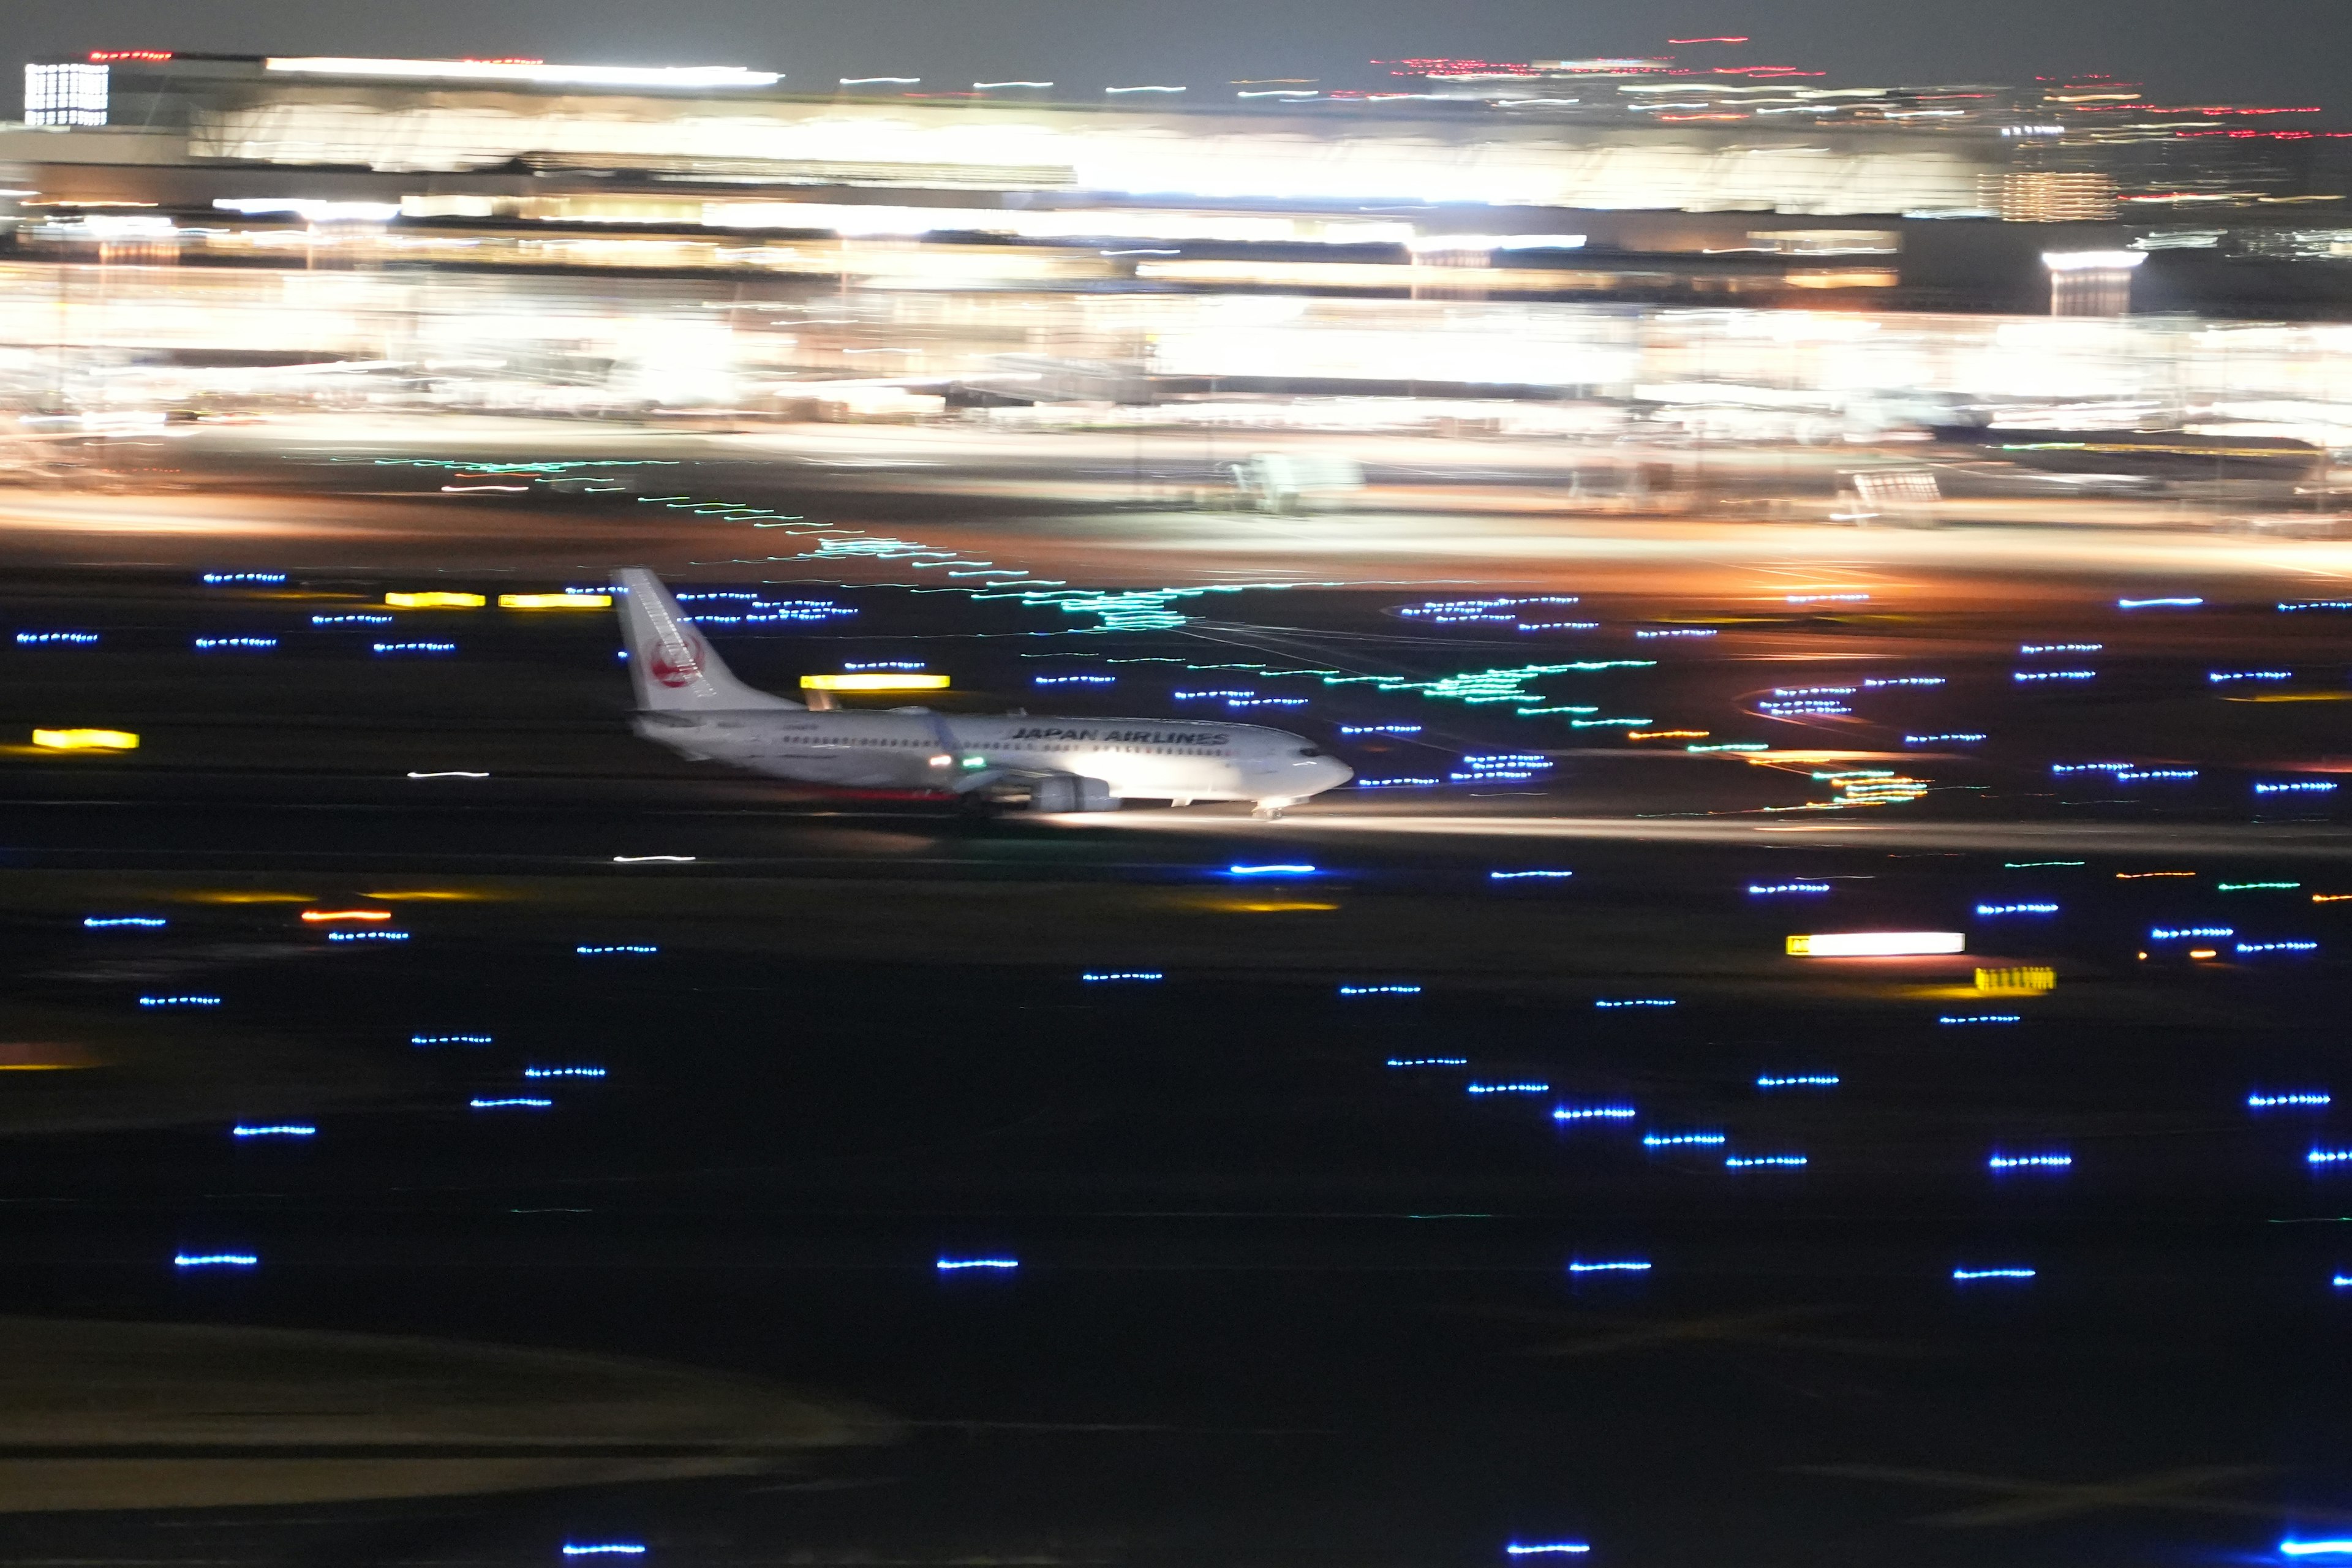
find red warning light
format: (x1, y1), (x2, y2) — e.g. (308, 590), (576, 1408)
(88, 50), (172, 62)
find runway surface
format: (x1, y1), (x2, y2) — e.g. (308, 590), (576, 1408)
(2, 443), (2351, 1566)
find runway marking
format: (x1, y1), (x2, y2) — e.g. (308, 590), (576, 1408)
(1796, 1461), (2332, 1527)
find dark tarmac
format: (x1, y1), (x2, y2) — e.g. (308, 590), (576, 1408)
(2, 505), (2351, 1566)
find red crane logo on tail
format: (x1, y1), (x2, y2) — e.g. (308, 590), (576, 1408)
(649, 629), (703, 688)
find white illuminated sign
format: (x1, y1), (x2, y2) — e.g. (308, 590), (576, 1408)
(1785, 931), (1966, 957)
(2041, 250), (2147, 271)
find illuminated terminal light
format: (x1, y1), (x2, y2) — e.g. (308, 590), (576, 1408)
(2051, 763), (2132, 775)
(2117, 870), (2195, 879)
(411, 1035), (492, 1046)
(1504, 1546), (1591, 1558)
(612, 856), (694, 864)
(1785, 593), (1868, 604)
(2255, 781), (2339, 795)
(2280, 1541), (2352, 1558)
(1861, 676), (1946, 688)
(1988, 1152), (2073, 1170)
(2279, 601), (2352, 613)
(1642, 1131), (1726, 1148)
(1634, 628), (1716, 639)
(1951, 1267), (2035, 1281)
(2151, 927), (2232, 940)
(313, 614), (392, 625)
(2248, 1091), (2331, 1109)
(1081, 971), (1163, 982)
(523, 1066), (606, 1079)
(498, 592), (611, 609)
(937, 1257), (1019, 1270)
(1388, 1057), (1469, 1068)
(265, 57), (782, 88)
(1566, 1260), (1651, 1273)
(301, 909), (390, 923)
(1490, 870), (1575, 881)
(1627, 730), (1709, 741)
(2209, 670), (2291, 683)
(2220, 882), (2301, 891)
(560, 1550), (649, 1560)
(232, 1125), (315, 1138)
(173, 1253), (258, 1268)
(200, 573), (285, 585)
(470, 1098), (552, 1110)
(1940, 1014), (2022, 1025)
(2021, 643), (2103, 654)
(138, 995), (219, 1008)
(1976, 903), (2059, 916)
(1228, 864), (1318, 877)
(842, 76), (921, 84)
(1355, 777), (1442, 789)
(1339, 724), (1421, 735)
(973, 80), (1054, 89)
(2014, 669), (2096, 683)
(372, 642), (457, 655)
(1032, 675), (1117, 687)
(326, 930), (408, 942)
(576, 944), (658, 956)
(1468, 1082), (1550, 1095)
(842, 661), (927, 672)
(1339, 984), (1422, 997)
(2116, 770), (2198, 782)
(84, 916), (165, 929)
(1786, 932), (1964, 956)
(193, 636), (277, 652)
(1771, 685), (1858, 698)
(16, 631), (98, 645)
(1553, 1104), (1637, 1121)
(1757, 1074), (1838, 1090)
(1595, 998), (1675, 1009)
(2117, 597), (2203, 609)
(1689, 742), (1768, 753)
(1905, 733), (1986, 745)
(384, 592), (485, 608)
(1725, 1154), (1808, 1168)
(2238, 941), (2320, 954)
(2006, 861), (2084, 868)
(2307, 1148), (2352, 1165)
(1107, 84), (1186, 93)
(1177, 690), (1254, 701)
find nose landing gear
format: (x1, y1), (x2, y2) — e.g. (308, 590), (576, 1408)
(1251, 797), (1294, 821)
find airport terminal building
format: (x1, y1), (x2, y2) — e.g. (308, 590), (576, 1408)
(1, 53), (2348, 318)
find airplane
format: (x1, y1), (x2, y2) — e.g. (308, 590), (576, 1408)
(612, 568), (1353, 815)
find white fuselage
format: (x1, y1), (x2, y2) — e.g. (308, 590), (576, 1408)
(633, 709), (1353, 804)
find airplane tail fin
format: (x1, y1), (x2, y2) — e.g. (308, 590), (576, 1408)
(611, 569), (802, 713)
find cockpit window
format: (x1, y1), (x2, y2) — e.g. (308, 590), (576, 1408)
(1297, 747), (1325, 757)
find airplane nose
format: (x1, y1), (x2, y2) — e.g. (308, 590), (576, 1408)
(1314, 757), (1353, 792)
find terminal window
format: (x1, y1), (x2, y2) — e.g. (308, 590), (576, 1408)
(25, 64), (109, 126)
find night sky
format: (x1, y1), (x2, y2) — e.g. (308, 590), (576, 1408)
(4, 0), (2349, 119)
